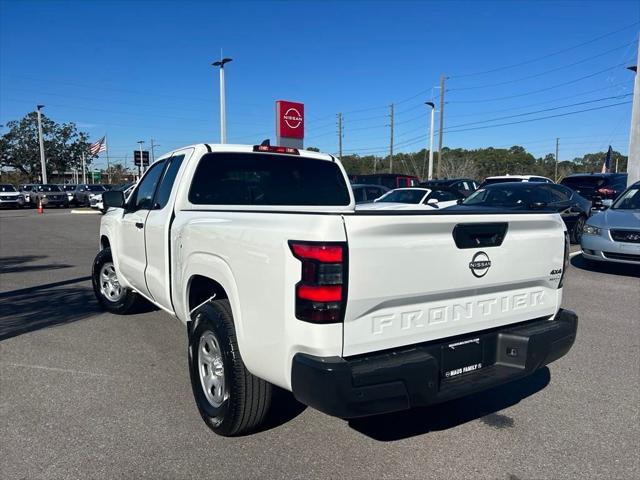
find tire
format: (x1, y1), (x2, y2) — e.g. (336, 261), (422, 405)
(188, 300), (272, 436)
(91, 247), (140, 314)
(571, 215), (586, 244)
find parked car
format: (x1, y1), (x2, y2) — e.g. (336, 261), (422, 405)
(33, 184), (69, 208)
(58, 184), (78, 203)
(349, 173), (419, 189)
(350, 184), (389, 204)
(94, 143), (576, 436)
(0, 184), (25, 208)
(95, 182), (135, 211)
(454, 182), (592, 243)
(73, 184), (107, 206)
(19, 184), (39, 206)
(581, 181), (640, 266)
(419, 178), (478, 198)
(560, 173), (628, 206)
(479, 175), (553, 188)
(358, 187), (460, 210)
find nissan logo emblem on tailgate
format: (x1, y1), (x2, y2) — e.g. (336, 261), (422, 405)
(469, 251), (491, 278)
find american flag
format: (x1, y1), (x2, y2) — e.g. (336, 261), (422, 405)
(601, 145), (612, 173)
(90, 136), (107, 155)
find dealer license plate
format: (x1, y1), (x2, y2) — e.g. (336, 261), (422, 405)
(442, 337), (484, 379)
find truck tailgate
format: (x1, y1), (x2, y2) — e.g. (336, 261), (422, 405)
(341, 212), (566, 357)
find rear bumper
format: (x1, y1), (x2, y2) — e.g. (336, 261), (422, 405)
(291, 309), (578, 418)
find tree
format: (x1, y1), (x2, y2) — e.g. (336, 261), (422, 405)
(0, 112), (96, 181)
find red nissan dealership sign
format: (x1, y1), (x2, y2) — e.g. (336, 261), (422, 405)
(276, 100), (304, 140)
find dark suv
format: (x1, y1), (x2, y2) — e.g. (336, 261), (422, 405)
(560, 173), (628, 205)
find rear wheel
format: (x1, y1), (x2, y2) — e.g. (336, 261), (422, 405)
(188, 300), (272, 436)
(92, 247), (140, 314)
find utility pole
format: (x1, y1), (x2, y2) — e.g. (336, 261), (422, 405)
(555, 137), (559, 182)
(437, 75), (446, 179)
(389, 103), (394, 173)
(137, 140), (145, 178)
(212, 57), (232, 144)
(106, 134), (111, 184)
(81, 151), (86, 184)
(424, 102), (436, 180)
(36, 105), (47, 184)
(150, 138), (158, 164)
(626, 36), (639, 186)
(337, 113), (343, 160)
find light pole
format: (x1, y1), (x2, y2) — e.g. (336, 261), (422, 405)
(212, 57), (232, 144)
(626, 37), (639, 187)
(137, 140), (145, 178)
(36, 105), (47, 183)
(423, 102), (436, 180)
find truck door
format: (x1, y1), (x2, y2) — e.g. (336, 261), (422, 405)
(143, 149), (191, 310)
(117, 160), (166, 298)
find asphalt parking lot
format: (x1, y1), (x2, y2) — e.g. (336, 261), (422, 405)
(0, 208), (638, 480)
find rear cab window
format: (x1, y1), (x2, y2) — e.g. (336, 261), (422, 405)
(188, 152), (351, 206)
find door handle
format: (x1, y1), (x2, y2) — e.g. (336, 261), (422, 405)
(135, 222), (144, 229)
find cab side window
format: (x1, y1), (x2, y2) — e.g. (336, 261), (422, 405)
(547, 185), (571, 203)
(128, 161), (166, 211)
(153, 155), (185, 209)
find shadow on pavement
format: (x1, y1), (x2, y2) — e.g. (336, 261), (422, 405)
(571, 254), (639, 279)
(348, 367), (551, 442)
(0, 255), (72, 274)
(255, 387), (308, 434)
(0, 276), (99, 340)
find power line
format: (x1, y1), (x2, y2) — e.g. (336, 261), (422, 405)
(449, 40), (636, 91)
(445, 93), (632, 130)
(449, 21), (640, 78)
(443, 100), (631, 134)
(450, 62), (628, 103)
(446, 81), (632, 119)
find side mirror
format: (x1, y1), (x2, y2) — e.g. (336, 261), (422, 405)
(602, 199), (613, 208)
(373, 198), (379, 203)
(456, 198), (464, 205)
(427, 198), (439, 205)
(102, 190), (125, 209)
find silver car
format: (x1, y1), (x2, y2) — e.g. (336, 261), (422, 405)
(581, 181), (640, 265)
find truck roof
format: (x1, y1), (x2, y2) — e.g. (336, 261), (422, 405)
(161, 143), (336, 163)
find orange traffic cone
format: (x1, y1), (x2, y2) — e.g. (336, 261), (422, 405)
(37, 198), (43, 215)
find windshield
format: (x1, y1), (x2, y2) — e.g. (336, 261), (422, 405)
(37, 184), (62, 192)
(612, 186), (640, 210)
(0, 184), (17, 192)
(464, 185), (548, 208)
(377, 189), (428, 204)
(482, 178), (525, 186)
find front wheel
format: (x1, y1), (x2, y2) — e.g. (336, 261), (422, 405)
(91, 247), (140, 314)
(188, 300), (273, 436)
(571, 215), (586, 244)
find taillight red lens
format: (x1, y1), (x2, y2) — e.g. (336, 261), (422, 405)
(253, 145), (300, 155)
(289, 241), (347, 324)
(297, 285), (342, 302)
(290, 243), (343, 262)
(597, 187), (615, 196)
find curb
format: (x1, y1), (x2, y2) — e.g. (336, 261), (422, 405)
(71, 209), (101, 215)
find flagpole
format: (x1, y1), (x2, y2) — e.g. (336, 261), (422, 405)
(82, 152), (86, 184)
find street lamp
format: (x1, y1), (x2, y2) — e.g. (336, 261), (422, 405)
(36, 105), (47, 183)
(212, 57), (232, 144)
(137, 140), (145, 177)
(423, 102), (436, 180)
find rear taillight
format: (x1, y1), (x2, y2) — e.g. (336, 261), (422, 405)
(596, 187), (615, 197)
(289, 241), (347, 323)
(253, 145), (300, 155)
(558, 231), (570, 289)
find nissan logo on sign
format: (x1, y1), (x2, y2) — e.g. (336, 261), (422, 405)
(276, 100), (304, 140)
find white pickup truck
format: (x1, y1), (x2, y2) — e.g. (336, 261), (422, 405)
(93, 143), (578, 436)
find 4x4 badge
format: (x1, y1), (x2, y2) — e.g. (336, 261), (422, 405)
(469, 251), (491, 278)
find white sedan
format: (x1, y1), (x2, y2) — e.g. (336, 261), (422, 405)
(356, 187), (460, 210)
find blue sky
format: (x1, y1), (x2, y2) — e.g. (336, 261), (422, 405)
(1, 0), (638, 169)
